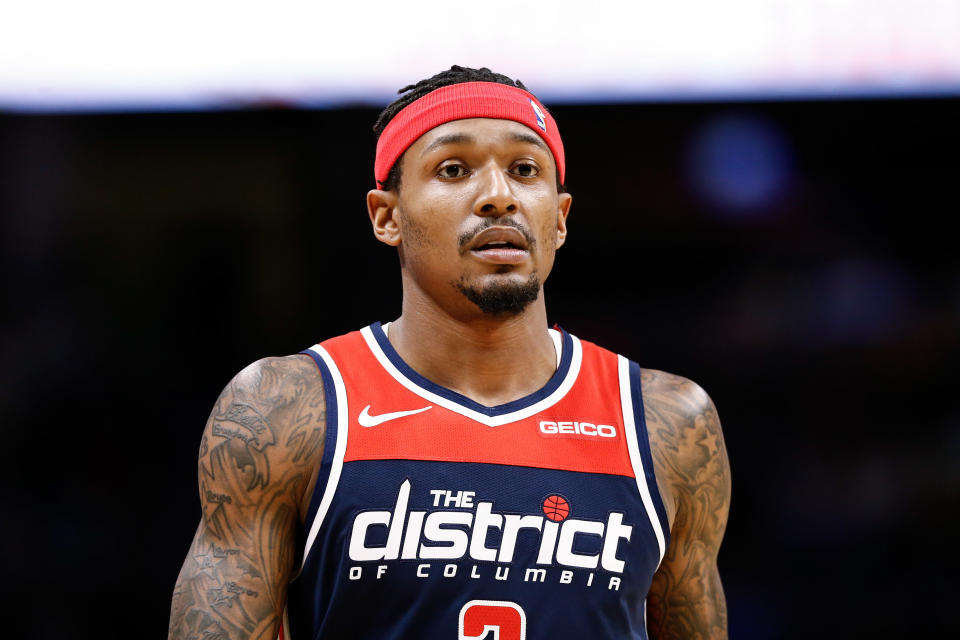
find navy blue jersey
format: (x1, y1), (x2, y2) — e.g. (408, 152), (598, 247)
(284, 323), (669, 639)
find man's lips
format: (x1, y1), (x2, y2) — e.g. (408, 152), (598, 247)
(468, 226), (529, 251)
(470, 246), (528, 264)
(467, 226), (530, 264)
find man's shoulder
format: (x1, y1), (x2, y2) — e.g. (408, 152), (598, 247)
(637, 367), (729, 529)
(639, 367), (714, 421)
(638, 367), (722, 462)
(568, 335), (711, 416)
(225, 353), (324, 410)
(571, 333), (713, 414)
(232, 353), (320, 391)
(210, 354), (327, 461)
(569, 333), (718, 440)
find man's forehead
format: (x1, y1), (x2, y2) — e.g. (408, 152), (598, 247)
(413, 118), (551, 156)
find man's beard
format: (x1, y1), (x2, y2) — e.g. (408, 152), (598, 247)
(454, 273), (541, 316)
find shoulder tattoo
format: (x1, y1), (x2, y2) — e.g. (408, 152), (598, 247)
(641, 369), (731, 640)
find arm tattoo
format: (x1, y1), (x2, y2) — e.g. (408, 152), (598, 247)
(169, 355), (326, 640)
(643, 370), (731, 640)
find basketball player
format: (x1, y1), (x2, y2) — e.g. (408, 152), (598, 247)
(169, 66), (731, 640)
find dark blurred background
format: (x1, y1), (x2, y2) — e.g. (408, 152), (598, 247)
(1, 99), (958, 638)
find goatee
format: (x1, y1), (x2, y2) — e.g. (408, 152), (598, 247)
(454, 273), (541, 316)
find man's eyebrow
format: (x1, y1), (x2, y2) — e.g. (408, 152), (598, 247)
(510, 131), (549, 152)
(420, 133), (475, 156)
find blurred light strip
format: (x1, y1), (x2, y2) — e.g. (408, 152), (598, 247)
(2, 0), (959, 112)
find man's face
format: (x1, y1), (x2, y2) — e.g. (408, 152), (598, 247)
(368, 117), (572, 318)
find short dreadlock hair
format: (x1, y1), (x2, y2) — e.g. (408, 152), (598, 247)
(373, 65), (565, 193)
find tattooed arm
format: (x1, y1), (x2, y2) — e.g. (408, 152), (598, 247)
(643, 370), (732, 640)
(168, 355), (326, 640)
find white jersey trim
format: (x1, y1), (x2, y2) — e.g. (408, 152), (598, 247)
(300, 343), (349, 568)
(618, 354), (667, 565)
(548, 326), (562, 369)
(360, 324), (582, 427)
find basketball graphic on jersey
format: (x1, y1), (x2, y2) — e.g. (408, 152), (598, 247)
(542, 495), (569, 521)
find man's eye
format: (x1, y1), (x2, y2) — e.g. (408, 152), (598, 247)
(512, 162), (539, 177)
(439, 164), (468, 179)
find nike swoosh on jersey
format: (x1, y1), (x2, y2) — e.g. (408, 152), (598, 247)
(357, 404), (432, 427)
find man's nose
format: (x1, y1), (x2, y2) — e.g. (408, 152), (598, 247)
(473, 164), (518, 216)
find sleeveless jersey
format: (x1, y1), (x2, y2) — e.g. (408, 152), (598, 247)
(284, 322), (670, 640)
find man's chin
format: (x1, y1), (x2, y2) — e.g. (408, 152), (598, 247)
(454, 273), (541, 317)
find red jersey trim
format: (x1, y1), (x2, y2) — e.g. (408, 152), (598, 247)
(319, 327), (635, 478)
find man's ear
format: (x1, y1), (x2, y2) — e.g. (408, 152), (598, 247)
(555, 192), (572, 249)
(367, 189), (401, 246)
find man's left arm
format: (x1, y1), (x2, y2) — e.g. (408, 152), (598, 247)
(642, 370), (732, 640)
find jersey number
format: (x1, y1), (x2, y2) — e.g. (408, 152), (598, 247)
(458, 600), (526, 640)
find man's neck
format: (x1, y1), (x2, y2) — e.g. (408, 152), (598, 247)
(387, 292), (558, 408)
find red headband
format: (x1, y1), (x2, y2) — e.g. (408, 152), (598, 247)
(374, 81), (565, 187)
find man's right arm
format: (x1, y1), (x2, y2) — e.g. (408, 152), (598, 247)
(168, 355), (326, 640)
